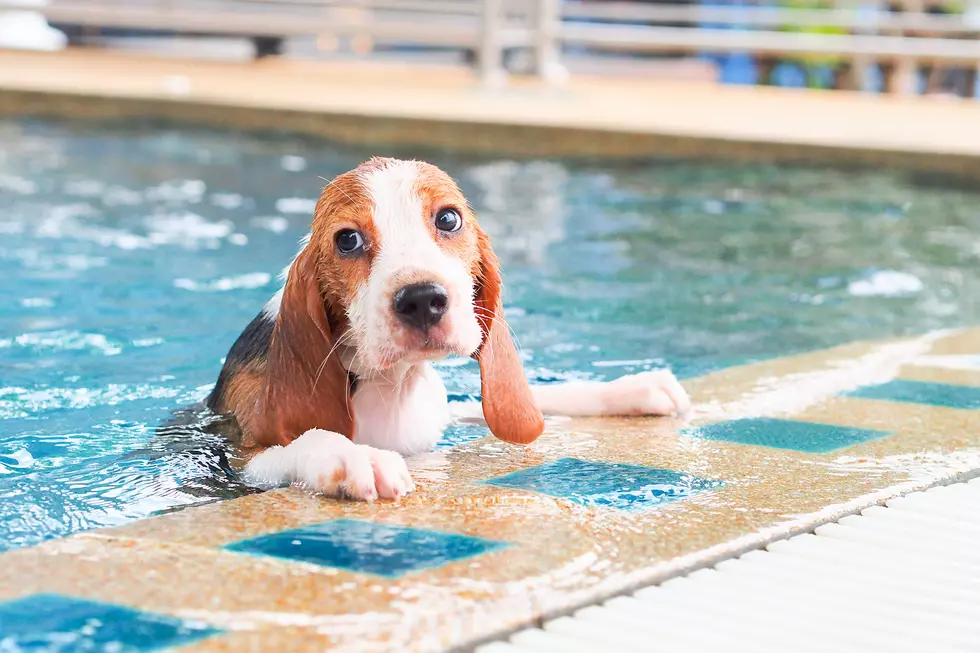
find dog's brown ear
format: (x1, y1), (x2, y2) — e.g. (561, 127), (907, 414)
(472, 228), (545, 445)
(257, 246), (353, 447)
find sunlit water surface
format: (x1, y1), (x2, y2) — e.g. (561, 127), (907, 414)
(2, 118), (979, 551)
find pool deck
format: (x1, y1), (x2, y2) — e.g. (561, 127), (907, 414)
(1, 327), (979, 652)
(2, 48), (980, 177)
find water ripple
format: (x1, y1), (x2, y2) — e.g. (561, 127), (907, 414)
(8, 330), (123, 356)
(0, 384), (182, 417)
(174, 272), (272, 292)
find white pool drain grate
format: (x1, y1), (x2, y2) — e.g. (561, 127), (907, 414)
(478, 477), (980, 653)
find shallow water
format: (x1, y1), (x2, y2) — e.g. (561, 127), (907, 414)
(1, 117), (979, 551)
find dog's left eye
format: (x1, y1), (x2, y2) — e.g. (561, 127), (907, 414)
(435, 208), (462, 233)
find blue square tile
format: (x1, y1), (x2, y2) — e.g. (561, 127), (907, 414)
(0, 594), (219, 652)
(224, 519), (508, 578)
(481, 457), (723, 512)
(845, 379), (980, 410)
(682, 417), (891, 454)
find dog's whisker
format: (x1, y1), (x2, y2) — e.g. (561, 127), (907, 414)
(345, 354), (368, 421)
(472, 306), (526, 356)
(310, 330), (355, 400)
(318, 175), (355, 205)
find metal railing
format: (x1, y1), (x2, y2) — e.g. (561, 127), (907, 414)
(1, 0), (978, 95)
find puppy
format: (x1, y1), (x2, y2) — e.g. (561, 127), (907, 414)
(206, 158), (689, 501)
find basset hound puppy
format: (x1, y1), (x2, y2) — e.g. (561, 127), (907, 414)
(207, 158), (689, 501)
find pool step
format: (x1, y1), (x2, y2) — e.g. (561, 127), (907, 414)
(480, 477), (980, 653)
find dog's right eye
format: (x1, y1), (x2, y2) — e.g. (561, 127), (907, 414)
(335, 229), (365, 254)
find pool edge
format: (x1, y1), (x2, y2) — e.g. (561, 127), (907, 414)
(1, 49), (979, 180)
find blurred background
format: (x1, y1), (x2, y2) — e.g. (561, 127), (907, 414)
(2, 0), (979, 97)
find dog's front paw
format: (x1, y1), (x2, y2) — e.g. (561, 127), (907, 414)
(252, 429), (415, 502)
(367, 447), (415, 500)
(605, 370), (691, 416)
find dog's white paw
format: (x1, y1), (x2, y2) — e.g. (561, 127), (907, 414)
(246, 429), (414, 502)
(604, 370), (691, 416)
(368, 447), (415, 500)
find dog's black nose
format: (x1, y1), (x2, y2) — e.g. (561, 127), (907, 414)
(393, 282), (448, 332)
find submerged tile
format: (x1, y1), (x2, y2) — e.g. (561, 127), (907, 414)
(482, 457), (722, 511)
(846, 379), (980, 410)
(224, 518), (508, 578)
(683, 417), (891, 454)
(0, 593), (219, 652)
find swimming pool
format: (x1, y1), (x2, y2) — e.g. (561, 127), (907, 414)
(2, 117), (979, 552)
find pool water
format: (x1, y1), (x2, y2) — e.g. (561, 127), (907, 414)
(2, 118), (980, 552)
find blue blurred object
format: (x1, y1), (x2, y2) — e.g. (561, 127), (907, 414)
(769, 61), (838, 90)
(863, 63), (885, 93)
(698, 0), (766, 86)
(719, 53), (760, 85)
(771, 62), (807, 88)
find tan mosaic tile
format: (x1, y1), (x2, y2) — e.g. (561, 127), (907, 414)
(900, 365), (980, 387)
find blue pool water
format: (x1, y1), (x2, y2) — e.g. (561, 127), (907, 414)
(2, 118), (980, 551)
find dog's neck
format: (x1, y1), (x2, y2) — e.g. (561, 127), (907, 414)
(337, 344), (423, 385)
(332, 344), (450, 454)
(349, 361), (450, 455)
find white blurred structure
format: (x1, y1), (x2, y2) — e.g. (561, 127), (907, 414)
(0, 0), (66, 50)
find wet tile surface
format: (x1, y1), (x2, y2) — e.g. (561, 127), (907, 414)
(0, 593), (219, 652)
(482, 457), (723, 511)
(682, 417), (892, 453)
(224, 518), (508, 578)
(846, 379), (980, 410)
(1, 328), (979, 653)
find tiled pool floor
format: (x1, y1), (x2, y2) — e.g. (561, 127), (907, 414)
(1, 327), (979, 652)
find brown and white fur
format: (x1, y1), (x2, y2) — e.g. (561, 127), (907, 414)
(206, 158), (690, 502)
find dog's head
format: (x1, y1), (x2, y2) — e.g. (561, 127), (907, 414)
(266, 157), (544, 445)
